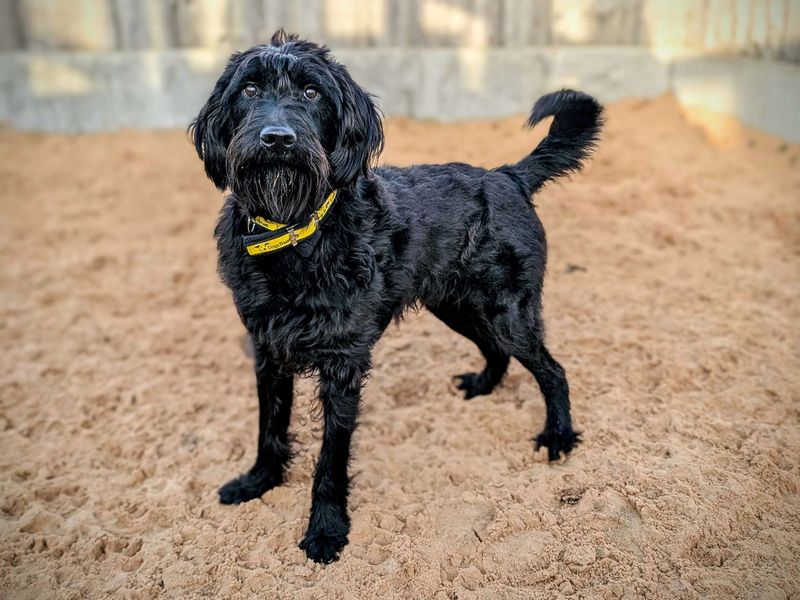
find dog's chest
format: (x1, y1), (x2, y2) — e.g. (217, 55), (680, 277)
(259, 287), (364, 348)
(225, 257), (380, 370)
(216, 200), (385, 369)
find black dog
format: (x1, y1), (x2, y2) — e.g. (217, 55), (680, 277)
(191, 30), (602, 563)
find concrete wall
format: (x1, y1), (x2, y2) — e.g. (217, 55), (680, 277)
(1, 0), (799, 139)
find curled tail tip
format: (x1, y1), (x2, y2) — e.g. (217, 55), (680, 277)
(526, 89), (604, 130)
(513, 89), (604, 194)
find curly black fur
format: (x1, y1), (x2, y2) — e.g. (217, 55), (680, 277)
(191, 30), (603, 564)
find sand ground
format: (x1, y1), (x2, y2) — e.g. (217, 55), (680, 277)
(0, 96), (798, 599)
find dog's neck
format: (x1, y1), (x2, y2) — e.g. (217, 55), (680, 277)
(236, 188), (342, 258)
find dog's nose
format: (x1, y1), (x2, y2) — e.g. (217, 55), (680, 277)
(260, 126), (296, 148)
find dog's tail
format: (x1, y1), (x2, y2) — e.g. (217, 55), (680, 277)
(512, 89), (603, 195)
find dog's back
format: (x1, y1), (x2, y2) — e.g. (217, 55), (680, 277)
(369, 90), (603, 311)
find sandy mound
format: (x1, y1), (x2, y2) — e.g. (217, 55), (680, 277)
(1, 95), (798, 599)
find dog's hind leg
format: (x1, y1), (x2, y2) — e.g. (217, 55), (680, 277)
(429, 304), (510, 399)
(514, 343), (581, 461)
(299, 354), (368, 563)
(219, 345), (293, 504)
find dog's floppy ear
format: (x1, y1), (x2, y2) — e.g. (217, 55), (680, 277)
(190, 54), (242, 190)
(329, 64), (384, 188)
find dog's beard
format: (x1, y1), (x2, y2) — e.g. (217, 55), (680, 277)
(227, 134), (330, 224)
(231, 164), (325, 223)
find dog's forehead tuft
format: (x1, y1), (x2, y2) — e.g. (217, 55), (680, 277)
(236, 45), (336, 89)
(260, 44), (299, 63)
(230, 49), (293, 85)
(241, 42), (327, 75)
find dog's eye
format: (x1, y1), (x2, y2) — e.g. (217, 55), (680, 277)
(303, 86), (320, 100)
(243, 84), (259, 98)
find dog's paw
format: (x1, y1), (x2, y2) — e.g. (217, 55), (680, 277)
(218, 469), (279, 505)
(299, 530), (348, 564)
(534, 427), (582, 461)
(453, 372), (492, 400)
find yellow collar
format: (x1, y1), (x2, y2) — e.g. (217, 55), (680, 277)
(243, 190), (338, 256)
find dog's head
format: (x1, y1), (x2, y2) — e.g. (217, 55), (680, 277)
(191, 30), (384, 222)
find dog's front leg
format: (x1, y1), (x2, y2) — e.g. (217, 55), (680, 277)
(299, 356), (367, 563)
(219, 346), (293, 504)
